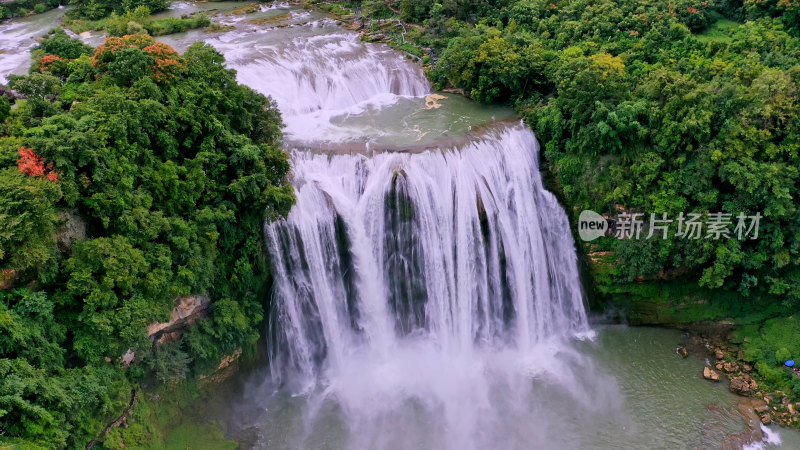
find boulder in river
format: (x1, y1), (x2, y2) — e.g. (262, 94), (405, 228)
(678, 346), (689, 358)
(703, 367), (720, 382)
(730, 376), (751, 395)
(723, 361), (739, 373)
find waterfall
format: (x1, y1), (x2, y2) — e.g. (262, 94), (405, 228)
(229, 27), (431, 116)
(219, 11), (597, 448)
(0, 5), (775, 448)
(263, 122), (598, 450)
(267, 123), (589, 391)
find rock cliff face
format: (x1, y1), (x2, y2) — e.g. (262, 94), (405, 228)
(1, 209), (86, 292)
(0, 268), (16, 290)
(54, 209), (86, 252)
(147, 294), (211, 345)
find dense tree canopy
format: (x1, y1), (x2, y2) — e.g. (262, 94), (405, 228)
(0, 29), (293, 448)
(71, 0), (169, 20)
(403, 0), (800, 303)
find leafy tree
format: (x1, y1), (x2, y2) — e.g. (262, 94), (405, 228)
(411, 0), (800, 313)
(0, 167), (61, 274)
(0, 96), (9, 124)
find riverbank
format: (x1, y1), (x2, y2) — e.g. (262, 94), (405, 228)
(678, 323), (800, 430)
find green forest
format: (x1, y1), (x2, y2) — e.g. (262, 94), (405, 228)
(3, 0), (800, 447)
(0, 27), (293, 448)
(392, 0), (800, 298)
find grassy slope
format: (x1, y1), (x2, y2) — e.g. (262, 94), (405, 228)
(694, 12), (743, 44)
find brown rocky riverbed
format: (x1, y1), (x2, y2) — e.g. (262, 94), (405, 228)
(682, 330), (800, 429)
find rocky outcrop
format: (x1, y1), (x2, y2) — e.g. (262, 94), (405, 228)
(199, 348), (243, 386)
(0, 86), (25, 100)
(724, 398), (767, 449)
(121, 349), (135, 368)
(703, 366), (720, 381)
(147, 294), (211, 345)
(54, 209), (87, 252)
(0, 268), (17, 291)
(697, 338), (800, 428)
(729, 376), (755, 395)
(442, 88), (466, 96)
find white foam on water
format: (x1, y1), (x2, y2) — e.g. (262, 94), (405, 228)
(744, 424), (783, 450)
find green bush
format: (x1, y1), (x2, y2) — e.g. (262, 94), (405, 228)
(144, 14), (211, 36)
(0, 97), (9, 123)
(72, 0), (167, 20)
(102, 7), (211, 37)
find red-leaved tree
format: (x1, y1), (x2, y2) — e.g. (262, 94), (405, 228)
(17, 146), (59, 181)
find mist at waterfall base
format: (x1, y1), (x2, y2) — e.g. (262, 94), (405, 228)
(2, 3), (796, 448)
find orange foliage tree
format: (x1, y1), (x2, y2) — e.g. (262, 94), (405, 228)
(92, 34), (186, 83)
(17, 146), (59, 181)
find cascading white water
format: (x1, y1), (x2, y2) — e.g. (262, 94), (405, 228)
(232, 28), (429, 116)
(0, 7), (67, 84)
(244, 11), (599, 450)
(267, 123), (590, 388)
(263, 123), (603, 449)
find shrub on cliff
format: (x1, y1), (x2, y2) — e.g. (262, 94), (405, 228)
(71, 0), (168, 20)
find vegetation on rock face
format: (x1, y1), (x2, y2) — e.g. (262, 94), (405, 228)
(63, 6), (213, 36)
(418, 0), (800, 302)
(70, 0), (169, 20)
(368, 0), (800, 303)
(0, 28), (293, 448)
